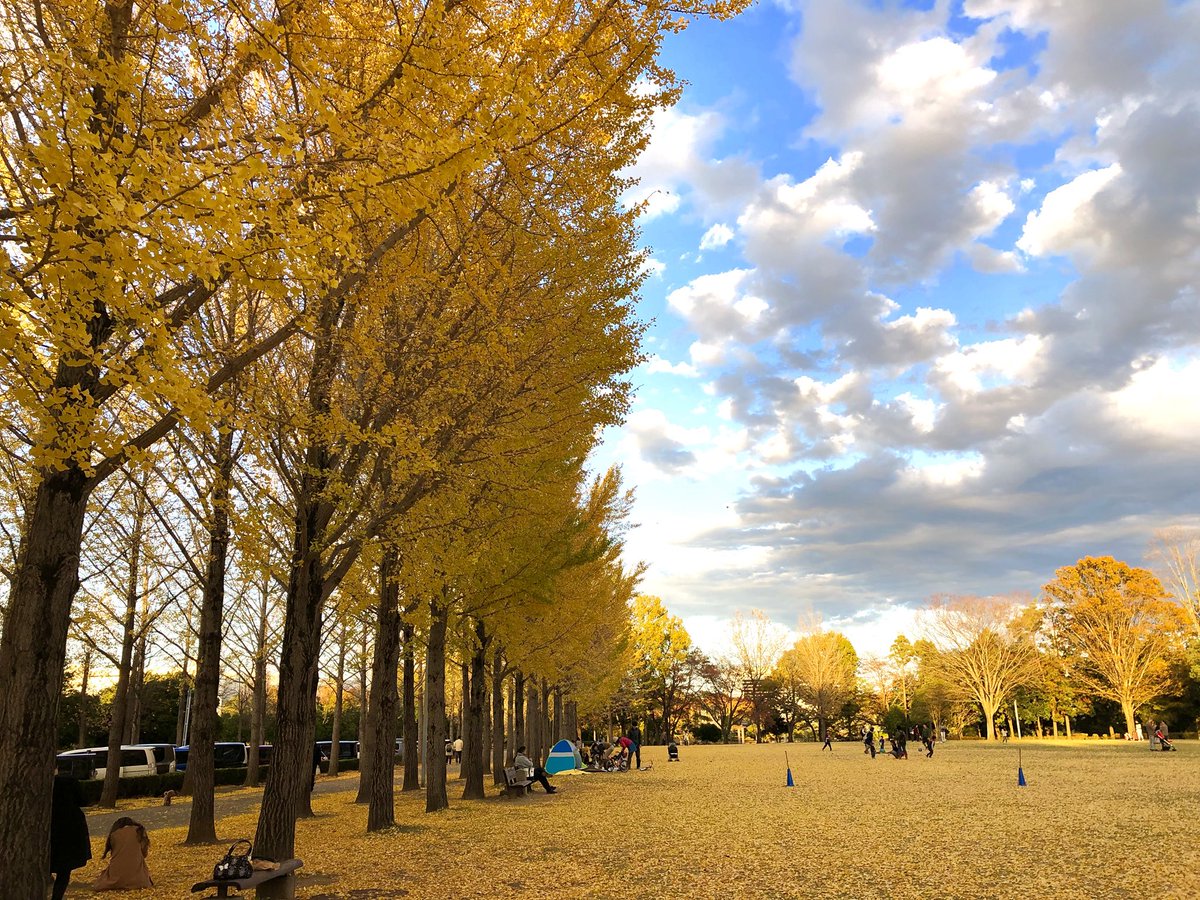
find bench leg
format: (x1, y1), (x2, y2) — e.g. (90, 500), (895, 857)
(256, 873), (296, 900)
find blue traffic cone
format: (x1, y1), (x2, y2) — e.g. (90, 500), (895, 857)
(1017, 766), (1027, 787)
(785, 751), (794, 787)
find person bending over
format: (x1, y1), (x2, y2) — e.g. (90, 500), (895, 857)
(513, 746), (557, 793)
(94, 817), (152, 891)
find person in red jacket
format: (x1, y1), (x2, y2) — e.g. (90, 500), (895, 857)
(617, 735), (635, 770)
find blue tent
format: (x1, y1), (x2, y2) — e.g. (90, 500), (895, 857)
(544, 739), (581, 774)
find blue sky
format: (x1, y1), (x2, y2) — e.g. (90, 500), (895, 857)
(593, 0), (1200, 658)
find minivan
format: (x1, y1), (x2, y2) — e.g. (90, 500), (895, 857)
(174, 742), (249, 772)
(133, 743), (176, 775)
(316, 740), (358, 773)
(56, 746), (159, 780)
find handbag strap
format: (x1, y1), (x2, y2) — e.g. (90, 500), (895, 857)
(225, 839), (253, 858)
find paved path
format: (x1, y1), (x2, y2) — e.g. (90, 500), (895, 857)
(85, 771), (371, 835)
(84, 764), (465, 836)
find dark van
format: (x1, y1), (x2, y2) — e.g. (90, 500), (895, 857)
(315, 740), (358, 773)
(175, 742), (249, 772)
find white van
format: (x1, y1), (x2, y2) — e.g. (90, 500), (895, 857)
(57, 745), (160, 780)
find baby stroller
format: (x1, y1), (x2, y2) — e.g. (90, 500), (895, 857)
(667, 741), (680, 762)
(1155, 728), (1177, 751)
(608, 745), (629, 771)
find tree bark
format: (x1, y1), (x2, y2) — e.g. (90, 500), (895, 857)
(1121, 700), (1137, 737)
(552, 687), (563, 743)
(424, 601), (449, 813)
(78, 649), (92, 749)
(492, 649), (506, 785)
(245, 570), (271, 787)
(328, 620), (348, 778)
(253, 469), (331, 859)
(525, 678), (538, 760)
(0, 463), (93, 896)
(401, 619), (420, 792)
(513, 672), (525, 761)
(357, 623), (370, 786)
(461, 620), (487, 800)
(186, 426), (235, 844)
(126, 625), (147, 744)
(100, 491), (146, 808)
(366, 551), (402, 830)
(539, 679), (551, 762)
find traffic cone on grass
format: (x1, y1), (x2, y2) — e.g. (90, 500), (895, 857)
(1017, 747), (1027, 787)
(785, 751), (794, 787)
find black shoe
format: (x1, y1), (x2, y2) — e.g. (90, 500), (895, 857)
(546, 786), (557, 793)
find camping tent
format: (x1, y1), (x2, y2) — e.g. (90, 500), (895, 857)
(544, 739), (581, 774)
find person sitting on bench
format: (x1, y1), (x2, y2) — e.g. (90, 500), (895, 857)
(513, 746), (557, 793)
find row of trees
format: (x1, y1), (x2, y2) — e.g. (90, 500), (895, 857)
(0, 0), (750, 894)
(620, 549), (1200, 745)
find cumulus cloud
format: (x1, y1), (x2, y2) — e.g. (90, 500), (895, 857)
(699, 223), (734, 250)
(625, 409), (700, 475)
(645, 355), (699, 378)
(614, 0), (1200, 636)
(622, 107), (760, 221)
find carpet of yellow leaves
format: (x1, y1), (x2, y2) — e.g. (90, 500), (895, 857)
(73, 740), (1198, 899)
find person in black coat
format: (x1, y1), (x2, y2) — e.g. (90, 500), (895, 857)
(50, 771), (92, 900)
(628, 725), (642, 770)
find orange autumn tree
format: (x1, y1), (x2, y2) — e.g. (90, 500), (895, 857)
(1043, 556), (1187, 736)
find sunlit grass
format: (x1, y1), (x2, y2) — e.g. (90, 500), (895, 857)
(71, 740), (1199, 898)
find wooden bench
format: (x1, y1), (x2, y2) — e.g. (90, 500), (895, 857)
(501, 766), (534, 797)
(191, 859), (303, 899)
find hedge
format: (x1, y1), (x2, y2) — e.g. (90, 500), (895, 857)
(80, 766), (269, 805)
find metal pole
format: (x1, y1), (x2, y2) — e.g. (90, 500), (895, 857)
(182, 687), (193, 744)
(1013, 700), (1022, 739)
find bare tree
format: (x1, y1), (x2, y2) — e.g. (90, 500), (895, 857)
(730, 609), (788, 743)
(698, 657), (746, 743)
(922, 595), (1040, 740)
(1148, 526), (1200, 639)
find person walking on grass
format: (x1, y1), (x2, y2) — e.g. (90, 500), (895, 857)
(821, 727), (834, 751)
(863, 727), (876, 759)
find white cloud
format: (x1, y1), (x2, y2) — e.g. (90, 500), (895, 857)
(699, 223), (735, 250)
(645, 355), (699, 378)
(1016, 165), (1123, 258)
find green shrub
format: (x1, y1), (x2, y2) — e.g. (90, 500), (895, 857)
(691, 723), (723, 743)
(80, 772), (185, 806)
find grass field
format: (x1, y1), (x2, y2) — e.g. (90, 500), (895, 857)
(70, 740), (1199, 898)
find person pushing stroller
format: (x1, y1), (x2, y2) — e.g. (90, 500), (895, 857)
(1154, 724), (1177, 751)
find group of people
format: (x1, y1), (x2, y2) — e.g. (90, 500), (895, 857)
(51, 765), (153, 897)
(1153, 721), (1177, 751)
(586, 727), (642, 772)
(859, 723), (937, 760)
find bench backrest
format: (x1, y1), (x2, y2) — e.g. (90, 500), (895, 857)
(503, 766), (533, 786)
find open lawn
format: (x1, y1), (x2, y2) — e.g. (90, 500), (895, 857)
(71, 741), (1198, 898)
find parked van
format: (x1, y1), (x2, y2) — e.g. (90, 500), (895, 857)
(174, 742), (249, 772)
(316, 740), (358, 773)
(56, 746), (158, 780)
(132, 743), (176, 775)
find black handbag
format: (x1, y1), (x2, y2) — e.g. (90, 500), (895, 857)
(212, 839), (253, 880)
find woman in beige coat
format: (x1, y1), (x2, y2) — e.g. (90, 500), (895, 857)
(93, 818), (153, 890)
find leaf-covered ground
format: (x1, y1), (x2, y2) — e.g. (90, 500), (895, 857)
(71, 740), (1198, 898)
